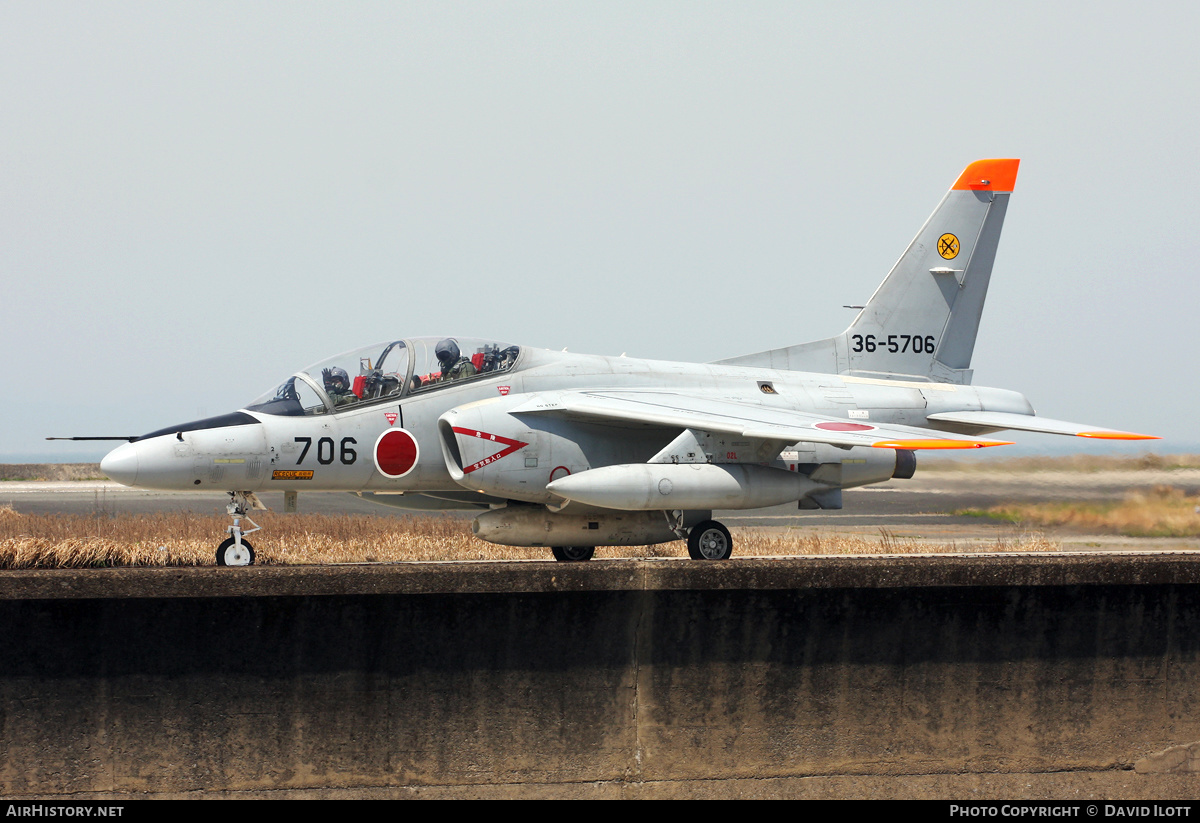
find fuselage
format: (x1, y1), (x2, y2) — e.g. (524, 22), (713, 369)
(100, 339), (1033, 499)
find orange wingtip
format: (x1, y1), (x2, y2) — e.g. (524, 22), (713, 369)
(952, 159), (1020, 192)
(872, 440), (1014, 450)
(1077, 431), (1161, 440)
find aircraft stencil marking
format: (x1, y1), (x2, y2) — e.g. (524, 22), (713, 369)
(272, 470), (313, 480)
(452, 428), (529, 474)
(80, 157), (1158, 566)
(852, 334), (936, 354)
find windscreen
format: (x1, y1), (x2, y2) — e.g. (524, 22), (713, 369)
(245, 341), (410, 416)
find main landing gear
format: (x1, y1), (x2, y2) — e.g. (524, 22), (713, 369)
(687, 519), (733, 561)
(546, 518), (735, 562)
(551, 546), (595, 562)
(217, 492), (264, 566)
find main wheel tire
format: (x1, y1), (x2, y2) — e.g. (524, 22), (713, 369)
(216, 537), (255, 566)
(551, 546), (595, 562)
(687, 520), (733, 560)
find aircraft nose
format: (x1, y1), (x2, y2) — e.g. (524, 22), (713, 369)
(100, 442), (139, 487)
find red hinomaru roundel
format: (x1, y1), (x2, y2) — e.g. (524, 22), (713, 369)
(813, 421), (876, 432)
(375, 428), (419, 478)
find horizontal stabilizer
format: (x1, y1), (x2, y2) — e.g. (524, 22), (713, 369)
(926, 411), (1158, 440)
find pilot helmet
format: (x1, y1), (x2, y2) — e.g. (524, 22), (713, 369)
(435, 339), (460, 373)
(325, 366), (350, 391)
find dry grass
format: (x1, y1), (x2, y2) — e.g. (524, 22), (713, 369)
(0, 505), (1058, 568)
(960, 485), (1200, 537)
(923, 453), (1200, 474)
(0, 463), (106, 481)
(727, 526), (1058, 556)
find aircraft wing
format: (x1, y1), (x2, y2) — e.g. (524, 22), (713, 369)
(925, 411), (1158, 440)
(509, 390), (1012, 450)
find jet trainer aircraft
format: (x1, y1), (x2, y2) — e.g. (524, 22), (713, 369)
(90, 159), (1155, 565)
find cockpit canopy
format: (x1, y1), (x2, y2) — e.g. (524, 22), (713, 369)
(245, 337), (521, 416)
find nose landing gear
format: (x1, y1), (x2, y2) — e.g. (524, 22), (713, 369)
(217, 492), (265, 566)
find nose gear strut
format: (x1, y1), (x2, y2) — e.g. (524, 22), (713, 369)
(217, 491), (266, 566)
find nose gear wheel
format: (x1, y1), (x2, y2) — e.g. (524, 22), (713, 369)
(217, 537), (255, 566)
(217, 492), (264, 566)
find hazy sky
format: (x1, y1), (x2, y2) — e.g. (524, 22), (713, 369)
(3, 1), (1197, 460)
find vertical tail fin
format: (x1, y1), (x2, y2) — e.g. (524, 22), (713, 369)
(717, 159), (1019, 384)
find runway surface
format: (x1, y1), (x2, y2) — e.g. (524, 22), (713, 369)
(5, 467), (1198, 553)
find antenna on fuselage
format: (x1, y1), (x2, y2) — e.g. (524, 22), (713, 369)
(46, 436), (137, 441)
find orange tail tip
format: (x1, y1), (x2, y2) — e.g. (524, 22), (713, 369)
(952, 159), (1020, 193)
(1077, 431), (1161, 440)
(872, 439), (1014, 450)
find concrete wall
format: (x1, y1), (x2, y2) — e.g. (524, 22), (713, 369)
(3, 556), (1200, 799)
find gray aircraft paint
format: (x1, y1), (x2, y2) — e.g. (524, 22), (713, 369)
(96, 160), (1155, 561)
